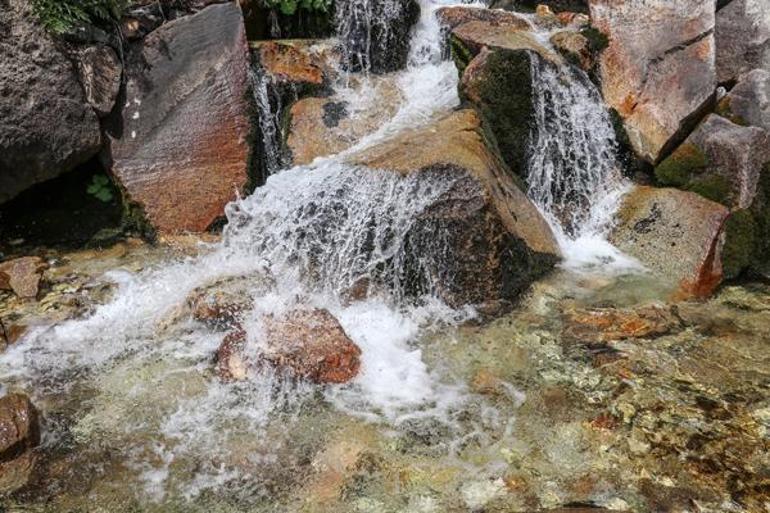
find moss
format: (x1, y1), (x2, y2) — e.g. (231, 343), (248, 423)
(715, 97), (749, 127)
(687, 174), (733, 205)
(721, 209), (757, 280)
(749, 162), (770, 273)
(655, 143), (709, 187)
(580, 26), (609, 54)
(461, 48), (536, 180)
(449, 35), (474, 77)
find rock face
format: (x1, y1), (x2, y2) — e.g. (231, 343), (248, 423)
(0, 0), (102, 204)
(550, 30), (593, 71)
(655, 114), (770, 279)
(252, 40), (334, 91)
(718, 69), (770, 131)
(217, 309), (362, 384)
(108, 3), (251, 234)
(655, 114), (770, 209)
(349, 109), (561, 307)
(450, 19), (555, 180)
(286, 76), (403, 165)
(715, 0), (770, 84)
(589, 0), (717, 164)
(0, 257), (48, 300)
(74, 45), (122, 117)
(0, 393), (40, 494)
(610, 186), (730, 299)
(436, 6), (532, 30)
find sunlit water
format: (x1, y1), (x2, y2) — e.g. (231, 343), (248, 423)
(0, 1), (652, 507)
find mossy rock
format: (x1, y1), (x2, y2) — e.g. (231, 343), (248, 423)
(749, 163), (770, 274)
(655, 143), (709, 187)
(715, 97), (749, 127)
(459, 47), (538, 180)
(722, 209), (757, 280)
(580, 26), (609, 54)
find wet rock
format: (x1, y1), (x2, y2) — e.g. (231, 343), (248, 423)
(218, 309), (362, 384)
(550, 30), (593, 71)
(0, 318), (26, 350)
(715, 0), (770, 84)
(0, 393), (40, 494)
(0, 0), (102, 204)
(286, 76), (402, 165)
(655, 114), (770, 279)
(74, 45), (122, 117)
(609, 186), (729, 299)
(0, 257), (48, 300)
(188, 289), (247, 330)
(450, 20), (559, 63)
(252, 40), (331, 90)
(350, 109), (561, 306)
(562, 303), (681, 344)
(718, 69), (770, 132)
(109, 3), (251, 233)
(435, 6), (532, 31)
(589, 0), (717, 163)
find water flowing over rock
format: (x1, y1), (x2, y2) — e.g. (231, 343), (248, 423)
(349, 109), (561, 306)
(589, 0), (717, 164)
(217, 309), (361, 384)
(335, 0), (420, 73)
(0, 393), (40, 494)
(562, 303), (681, 344)
(435, 6), (532, 30)
(715, 0), (770, 84)
(0, 0), (102, 204)
(74, 45), (122, 117)
(610, 186), (729, 299)
(108, 3), (251, 234)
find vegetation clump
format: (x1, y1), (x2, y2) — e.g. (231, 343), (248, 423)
(260, 0), (332, 15)
(31, 0), (129, 33)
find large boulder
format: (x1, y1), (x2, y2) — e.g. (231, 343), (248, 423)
(448, 19), (557, 180)
(286, 76), (403, 166)
(589, 0), (717, 164)
(217, 308), (362, 384)
(715, 0), (770, 84)
(0, 393), (40, 494)
(717, 69), (770, 131)
(436, 6), (532, 30)
(348, 109), (561, 307)
(107, 3), (251, 234)
(0, 0), (102, 204)
(655, 115), (770, 279)
(609, 186), (730, 299)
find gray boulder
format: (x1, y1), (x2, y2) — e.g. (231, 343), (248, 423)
(74, 45), (122, 117)
(717, 69), (770, 131)
(715, 0), (770, 84)
(0, 0), (102, 204)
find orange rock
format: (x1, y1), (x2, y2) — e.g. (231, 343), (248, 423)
(435, 6), (532, 30)
(255, 41), (324, 87)
(0, 257), (48, 299)
(217, 309), (361, 384)
(562, 303), (680, 343)
(0, 393), (39, 493)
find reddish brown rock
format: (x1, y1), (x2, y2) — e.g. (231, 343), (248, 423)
(0, 393), (40, 494)
(253, 40), (338, 89)
(188, 289), (246, 330)
(562, 303), (681, 344)
(217, 309), (362, 384)
(0, 257), (48, 299)
(556, 11), (589, 27)
(436, 6), (532, 30)
(109, 3), (251, 233)
(610, 186), (730, 299)
(589, 0), (717, 163)
(550, 30), (593, 70)
(0, 319), (26, 349)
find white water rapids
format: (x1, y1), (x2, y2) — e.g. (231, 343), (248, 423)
(0, 0), (642, 502)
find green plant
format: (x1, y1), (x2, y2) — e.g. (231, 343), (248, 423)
(31, 0), (129, 34)
(87, 174), (115, 203)
(261, 0), (332, 15)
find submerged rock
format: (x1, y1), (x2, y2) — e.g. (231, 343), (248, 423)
(562, 303), (681, 344)
(589, 0), (717, 163)
(0, 0), (102, 204)
(217, 308), (362, 384)
(0, 393), (40, 494)
(350, 109), (561, 307)
(0, 257), (48, 300)
(715, 0), (770, 84)
(610, 186), (729, 299)
(108, 3), (251, 234)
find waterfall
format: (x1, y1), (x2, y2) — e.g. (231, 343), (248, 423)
(249, 65), (292, 179)
(525, 59), (636, 270)
(334, 0), (406, 72)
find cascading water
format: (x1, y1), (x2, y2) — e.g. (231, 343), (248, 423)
(524, 57), (639, 271)
(249, 65), (292, 178)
